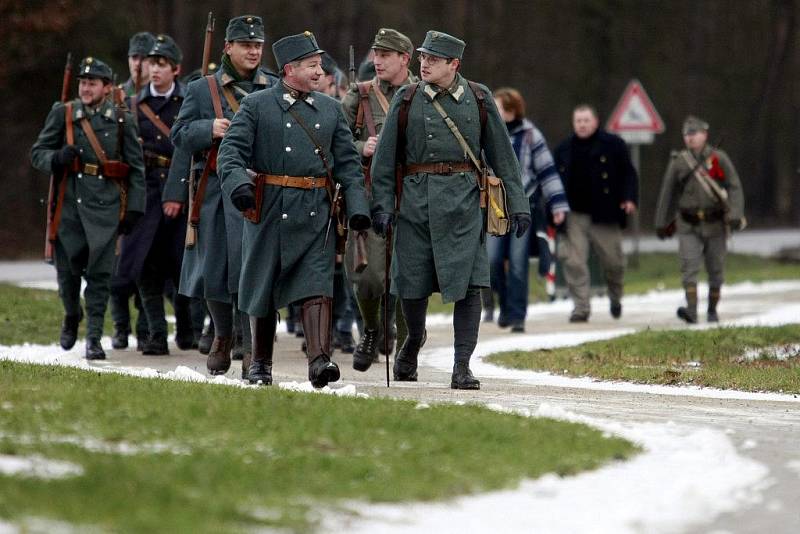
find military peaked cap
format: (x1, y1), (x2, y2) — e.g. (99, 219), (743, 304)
(417, 30), (465, 60)
(682, 115), (710, 135)
(372, 28), (414, 55)
(148, 34), (183, 64)
(321, 52), (338, 75)
(76, 57), (113, 82)
(128, 32), (156, 57)
(226, 15), (265, 43)
(272, 31), (325, 70)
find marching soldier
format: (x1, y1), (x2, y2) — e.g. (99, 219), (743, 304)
(171, 15), (278, 376)
(217, 31), (371, 388)
(117, 34), (193, 355)
(31, 57), (145, 359)
(370, 31), (529, 389)
(654, 116), (745, 323)
(341, 28), (417, 372)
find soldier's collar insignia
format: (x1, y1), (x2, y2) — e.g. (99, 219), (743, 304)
(256, 73), (268, 86)
(74, 107), (84, 120)
(422, 84), (439, 100)
(283, 92), (297, 105)
(220, 72), (235, 86)
(449, 84), (465, 102)
(246, 17), (253, 23)
(86, 57), (93, 63)
(304, 95), (314, 106)
(104, 107), (114, 119)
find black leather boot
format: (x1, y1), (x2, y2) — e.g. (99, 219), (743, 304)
(198, 320), (215, 355)
(302, 297), (340, 388)
(206, 336), (233, 375)
(393, 330), (426, 381)
(677, 283), (698, 324)
(60, 309), (83, 351)
(142, 333), (169, 356)
(111, 326), (129, 350)
(85, 337), (106, 360)
(352, 328), (378, 372)
(247, 312), (276, 385)
(451, 362), (480, 390)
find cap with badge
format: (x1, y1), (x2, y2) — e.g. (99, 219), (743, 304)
(128, 32), (156, 57)
(272, 31), (325, 70)
(76, 57), (113, 82)
(682, 115), (709, 135)
(226, 15), (265, 43)
(417, 30), (465, 60)
(371, 28), (414, 56)
(148, 34), (183, 64)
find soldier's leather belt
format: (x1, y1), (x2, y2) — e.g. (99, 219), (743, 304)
(257, 174), (329, 190)
(680, 209), (724, 224)
(406, 162), (475, 175)
(144, 152), (172, 168)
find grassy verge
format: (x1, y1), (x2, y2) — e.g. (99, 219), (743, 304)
(486, 324), (800, 393)
(0, 362), (636, 533)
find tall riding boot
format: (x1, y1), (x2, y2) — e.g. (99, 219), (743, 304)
(394, 297), (429, 381)
(708, 286), (721, 323)
(248, 311), (276, 384)
(206, 299), (234, 375)
(451, 289), (482, 390)
(677, 283), (698, 324)
(301, 296), (340, 388)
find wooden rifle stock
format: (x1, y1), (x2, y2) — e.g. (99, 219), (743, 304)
(44, 52), (73, 264)
(185, 11), (215, 249)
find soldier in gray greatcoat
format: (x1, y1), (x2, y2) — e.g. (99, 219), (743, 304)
(171, 15), (278, 377)
(370, 31), (530, 389)
(654, 116), (745, 323)
(217, 31), (371, 388)
(341, 28), (417, 372)
(31, 57), (146, 359)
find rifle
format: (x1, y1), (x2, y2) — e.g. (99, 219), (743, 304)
(44, 52), (73, 264)
(185, 11), (215, 249)
(349, 44), (370, 273)
(349, 45), (356, 89)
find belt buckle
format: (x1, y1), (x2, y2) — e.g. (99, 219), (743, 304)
(446, 163), (454, 173)
(158, 156), (169, 167)
(84, 163), (99, 175)
(697, 210), (705, 221)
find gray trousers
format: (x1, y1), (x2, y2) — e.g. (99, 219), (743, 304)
(557, 212), (625, 314)
(678, 229), (726, 287)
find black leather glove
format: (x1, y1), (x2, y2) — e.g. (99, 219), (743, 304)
(372, 212), (394, 238)
(656, 221), (676, 240)
(510, 212), (532, 238)
(729, 217), (747, 232)
(349, 214), (371, 232)
(52, 145), (80, 172)
(118, 211), (143, 235)
(656, 228), (669, 240)
(231, 184), (256, 212)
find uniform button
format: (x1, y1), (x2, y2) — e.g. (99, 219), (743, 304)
(156, 135), (162, 140)
(286, 122), (292, 128)
(314, 123), (321, 129)
(460, 172), (465, 176)
(602, 172), (608, 179)
(160, 173), (165, 179)
(310, 211), (316, 217)
(429, 153), (435, 157)
(600, 156), (607, 163)
(79, 148), (84, 153)
(77, 198), (82, 203)
(285, 146), (292, 152)
(603, 187), (609, 194)
(104, 132), (109, 137)
(281, 213), (288, 220)
(426, 116), (431, 121)
(427, 134), (433, 139)
(467, 118), (472, 122)
(77, 173), (83, 179)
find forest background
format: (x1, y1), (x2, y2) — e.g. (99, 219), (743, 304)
(1, 0), (797, 257)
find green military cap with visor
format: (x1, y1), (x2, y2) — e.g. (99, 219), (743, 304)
(226, 15), (265, 42)
(76, 57), (113, 82)
(148, 34), (183, 64)
(417, 30), (465, 60)
(371, 28), (414, 56)
(128, 32), (156, 57)
(682, 115), (710, 135)
(272, 31), (325, 70)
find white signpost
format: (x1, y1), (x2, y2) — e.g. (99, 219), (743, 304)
(606, 79), (665, 266)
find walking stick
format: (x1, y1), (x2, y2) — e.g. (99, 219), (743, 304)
(383, 226), (392, 387)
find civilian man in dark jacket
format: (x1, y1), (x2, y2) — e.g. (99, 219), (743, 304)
(554, 104), (638, 322)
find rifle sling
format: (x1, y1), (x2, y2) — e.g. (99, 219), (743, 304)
(395, 82), (419, 210)
(138, 102), (172, 138)
(79, 117), (109, 166)
(357, 82), (378, 138)
(371, 77), (390, 114)
(51, 102), (74, 242)
(680, 151), (728, 206)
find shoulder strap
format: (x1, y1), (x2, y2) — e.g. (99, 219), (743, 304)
(206, 75), (224, 119)
(138, 102), (172, 138)
(65, 102), (74, 145)
(680, 151), (729, 204)
(221, 86), (240, 114)
(356, 81), (376, 137)
(467, 81), (488, 137)
(79, 117), (109, 165)
(393, 82), (420, 209)
(371, 77), (391, 114)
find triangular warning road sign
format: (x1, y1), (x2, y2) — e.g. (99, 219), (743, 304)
(606, 79), (664, 134)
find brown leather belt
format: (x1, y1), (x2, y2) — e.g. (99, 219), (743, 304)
(258, 174), (329, 189)
(406, 161), (475, 175)
(144, 152), (172, 168)
(680, 208), (725, 224)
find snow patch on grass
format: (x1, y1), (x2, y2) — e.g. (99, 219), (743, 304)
(0, 432), (190, 456)
(0, 454), (83, 479)
(740, 344), (800, 362)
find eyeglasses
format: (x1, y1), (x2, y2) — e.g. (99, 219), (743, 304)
(418, 53), (444, 65)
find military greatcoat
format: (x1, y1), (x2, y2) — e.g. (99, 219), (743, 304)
(117, 82), (186, 283)
(171, 66), (277, 302)
(31, 98), (146, 275)
(370, 74), (528, 303)
(340, 72), (418, 299)
(217, 85), (370, 316)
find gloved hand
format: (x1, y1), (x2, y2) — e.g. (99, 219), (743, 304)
(656, 221), (676, 240)
(510, 212), (532, 238)
(349, 214), (371, 232)
(118, 211), (143, 235)
(51, 145), (80, 172)
(729, 217), (747, 231)
(231, 183), (256, 212)
(372, 212), (394, 238)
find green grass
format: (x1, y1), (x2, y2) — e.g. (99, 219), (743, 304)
(0, 362), (636, 532)
(487, 324), (800, 393)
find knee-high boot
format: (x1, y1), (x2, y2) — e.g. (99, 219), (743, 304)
(301, 297), (340, 388)
(247, 310), (276, 384)
(677, 283), (698, 324)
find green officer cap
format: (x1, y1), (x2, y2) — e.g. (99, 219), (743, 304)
(417, 30), (465, 60)
(128, 32), (156, 57)
(76, 56), (113, 82)
(371, 28), (414, 56)
(682, 115), (710, 135)
(148, 34), (183, 64)
(226, 15), (265, 43)
(272, 31), (325, 70)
